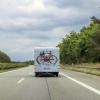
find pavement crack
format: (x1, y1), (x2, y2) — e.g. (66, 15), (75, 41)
(45, 78), (51, 100)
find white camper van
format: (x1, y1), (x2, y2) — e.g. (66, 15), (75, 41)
(34, 47), (60, 76)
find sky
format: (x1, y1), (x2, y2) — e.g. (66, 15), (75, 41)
(0, 0), (100, 61)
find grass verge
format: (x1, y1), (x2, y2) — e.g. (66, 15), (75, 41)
(0, 63), (29, 73)
(61, 63), (100, 76)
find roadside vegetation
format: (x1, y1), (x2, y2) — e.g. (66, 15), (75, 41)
(0, 50), (33, 73)
(0, 63), (29, 70)
(58, 16), (100, 75)
(0, 63), (29, 73)
(0, 51), (11, 63)
(61, 63), (100, 76)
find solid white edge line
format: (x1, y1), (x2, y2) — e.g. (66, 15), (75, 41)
(17, 78), (25, 84)
(60, 72), (100, 95)
(0, 69), (23, 75)
(0, 66), (31, 75)
(0, 70), (19, 75)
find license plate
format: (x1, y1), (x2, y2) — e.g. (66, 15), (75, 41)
(44, 67), (50, 70)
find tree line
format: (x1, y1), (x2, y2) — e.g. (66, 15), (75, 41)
(0, 51), (11, 63)
(58, 16), (100, 64)
(0, 50), (34, 64)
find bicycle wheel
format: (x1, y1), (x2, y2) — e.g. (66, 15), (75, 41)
(49, 55), (58, 64)
(36, 56), (44, 64)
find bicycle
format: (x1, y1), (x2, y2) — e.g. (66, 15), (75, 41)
(36, 51), (58, 65)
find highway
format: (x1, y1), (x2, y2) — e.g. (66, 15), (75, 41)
(0, 66), (100, 100)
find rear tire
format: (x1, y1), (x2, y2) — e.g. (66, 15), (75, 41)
(53, 72), (58, 77)
(35, 72), (39, 77)
(56, 72), (58, 77)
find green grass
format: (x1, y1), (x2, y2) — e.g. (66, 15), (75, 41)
(0, 63), (29, 73)
(0, 68), (18, 73)
(61, 63), (100, 76)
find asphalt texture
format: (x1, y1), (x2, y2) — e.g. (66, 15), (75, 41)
(0, 65), (100, 100)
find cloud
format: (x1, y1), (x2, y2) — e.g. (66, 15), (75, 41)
(0, 0), (100, 61)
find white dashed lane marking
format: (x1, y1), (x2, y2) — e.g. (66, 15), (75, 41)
(17, 78), (25, 84)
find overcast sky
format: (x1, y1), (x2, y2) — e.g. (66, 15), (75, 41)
(0, 0), (100, 61)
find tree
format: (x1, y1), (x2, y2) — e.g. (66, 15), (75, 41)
(58, 16), (100, 64)
(91, 16), (100, 24)
(0, 51), (11, 63)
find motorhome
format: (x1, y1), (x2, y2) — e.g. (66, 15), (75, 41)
(34, 47), (60, 76)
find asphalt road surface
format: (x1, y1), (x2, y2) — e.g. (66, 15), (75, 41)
(0, 65), (100, 100)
